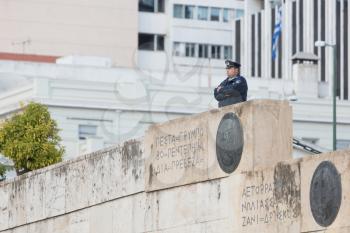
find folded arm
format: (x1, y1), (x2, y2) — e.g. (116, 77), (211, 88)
(214, 86), (225, 101)
(220, 81), (245, 97)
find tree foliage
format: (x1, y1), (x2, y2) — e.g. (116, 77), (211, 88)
(0, 163), (6, 181)
(0, 102), (64, 175)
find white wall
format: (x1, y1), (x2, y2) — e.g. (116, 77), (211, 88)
(138, 13), (168, 35)
(0, 0), (138, 68)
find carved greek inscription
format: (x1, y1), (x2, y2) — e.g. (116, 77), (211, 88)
(151, 127), (206, 177)
(241, 179), (299, 227)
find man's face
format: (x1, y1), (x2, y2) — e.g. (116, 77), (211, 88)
(226, 67), (239, 77)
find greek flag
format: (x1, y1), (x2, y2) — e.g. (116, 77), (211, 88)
(272, 6), (282, 60)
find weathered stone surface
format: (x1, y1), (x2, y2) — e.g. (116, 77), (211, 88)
(11, 226), (28, 233)
(231, 161), (301, 233)
(144, 112), (209, 192)
(143, 219), (230, 233)
(68, 210), (90, 233)
(44, 165), (66, 218)
(51, 214), (70, 233)
(317, 227), (350, 233)
(3, 100), (350, 233)
(26, 172), (46, 223)
(0, 139), (144, 231)
(0, 183), (9, 231)
(112, 193), (145, 233)
(145, 100), (293, 191)
(65, 159), (90, 212)
(8, 178), (27, 228)
(1, 160), (303, 233)
(90, 205), (112, 233)
(143, 178), (231, 232)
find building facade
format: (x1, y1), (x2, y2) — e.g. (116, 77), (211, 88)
(234, 0), (349, 100)
(137, 0), (244, 74)
(0, 0), (138, 67)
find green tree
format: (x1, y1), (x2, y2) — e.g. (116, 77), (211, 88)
(0, 163), (6, 181)
(0, 102), (64, 175)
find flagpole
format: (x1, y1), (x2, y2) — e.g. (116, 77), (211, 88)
(315, 41), (337, 151)
(272, 2), (282, 61)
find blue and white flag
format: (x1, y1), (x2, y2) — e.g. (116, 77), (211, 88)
(272, 6), (282, 60)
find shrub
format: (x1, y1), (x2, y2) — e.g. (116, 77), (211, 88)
(0, 102), (64, 175)
(0, 163), (6, 181)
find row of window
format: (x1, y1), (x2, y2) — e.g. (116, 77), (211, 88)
(173, 4), (244, 22)
(138, 34), (233, 60)
(173, 42), (232, 60)
(139, 0), (165, 13)
(79, 125), (97, 140)
(139, 33), (165, 51)
(138, 0), (245, 23)
(138, 33), (233, 60)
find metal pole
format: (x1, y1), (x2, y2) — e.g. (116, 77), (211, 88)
(333, 46), (337, 151)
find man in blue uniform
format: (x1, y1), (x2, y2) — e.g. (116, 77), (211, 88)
(214, 60), (248, 107)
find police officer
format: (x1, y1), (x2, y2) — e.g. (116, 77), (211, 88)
(214, 60), (248, 107)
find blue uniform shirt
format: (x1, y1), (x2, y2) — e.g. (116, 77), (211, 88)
(214, 75), (248, 107)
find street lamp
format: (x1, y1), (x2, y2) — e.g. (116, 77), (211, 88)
(315, 40), (337, 151)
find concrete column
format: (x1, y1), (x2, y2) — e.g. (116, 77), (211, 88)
(292, 53), (319, 99)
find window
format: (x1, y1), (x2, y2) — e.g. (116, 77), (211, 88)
(223, 9), (236, 22)
(138, 34), (164, 51)
(174, 4), (183, 18)
(173, 42), (185, 56)
(198, 44), (208, 58)
(172, 5), (243, 22)
(224, 46), (232, 59)
(156, 35), (164, 51)
(139, 0), (165, 12)
(223, 9), (229, 22)
(79, 125), (97, 140)
(173, 42), (230, 59)
(173, 42), (180, 56)
(210, 7), (220, 21)
(157, 0), (165, 12)
(139, 0), (154, 12)
(235, 9), (244, 19)
(138, 33), (154, 50)
(197, 6), (208, 20)
(211, 45), (221, 59)
(185, 43), (196, 57)
(185, 5), (195, 19)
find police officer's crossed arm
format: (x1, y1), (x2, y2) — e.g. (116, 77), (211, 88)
(214, 79), (243, 100)
(220, 79), (246, 98)
(214, 84), (225, 101)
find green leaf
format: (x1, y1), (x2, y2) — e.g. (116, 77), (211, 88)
(0, 102), (65, 175)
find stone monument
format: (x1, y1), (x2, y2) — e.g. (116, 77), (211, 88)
(145, 100), (292, 191)
(1, 100), (350, 233)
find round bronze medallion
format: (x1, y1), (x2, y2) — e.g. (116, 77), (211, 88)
(310, 161), (342, 227)
(216, 112), (244, 174)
